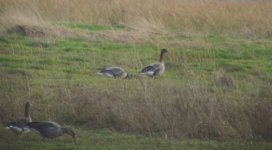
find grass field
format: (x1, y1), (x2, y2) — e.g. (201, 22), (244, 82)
(2, 126), (271, 150)
(1, 0), (272, 149)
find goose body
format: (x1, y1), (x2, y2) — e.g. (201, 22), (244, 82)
(6, 101), (32, 135)
(140, 49), (168, 77)
(98, 66), (128, 78)
(140, 63), (165, 77)
(27, 121), (76, 140)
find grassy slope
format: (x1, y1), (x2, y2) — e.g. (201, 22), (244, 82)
(1, 23), (272, 149)
(1, 31), (272, 84)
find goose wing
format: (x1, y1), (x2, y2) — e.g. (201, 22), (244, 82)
(100, 67), (126, 77)
(27, 122), (60, 137)
(140, 63), (160, 76)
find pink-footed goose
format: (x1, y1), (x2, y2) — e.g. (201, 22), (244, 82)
(27, 121), (77, 148)
(5, 101), (32, 135)
(139, 49), (168, 77)
(98, 66), (128, 78)
(27, 121), (76, 141)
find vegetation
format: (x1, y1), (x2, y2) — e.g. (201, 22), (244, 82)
(2, 127), (271, 150)
(0, 0), (272, 149)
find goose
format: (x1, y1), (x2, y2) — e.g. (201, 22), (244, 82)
(97, 66), (128, 78)
(5, 101), (32, 135)
(27, 121), (76, 141)
(139, 49), (168, 77)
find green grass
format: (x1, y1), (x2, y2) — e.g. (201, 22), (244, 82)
(0, 33), (160, 85)
(1, 32), (272, 83)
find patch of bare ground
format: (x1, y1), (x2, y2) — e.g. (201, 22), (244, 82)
(5, 24), (88, 38)
(4, 24), (164, 44)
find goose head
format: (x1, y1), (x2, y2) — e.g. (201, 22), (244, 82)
(161, 48), (168, 54)
(62, 127), (76, 140)
(159, 48), (168, 62)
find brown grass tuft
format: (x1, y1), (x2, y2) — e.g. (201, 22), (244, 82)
(213, 69), (237, 89)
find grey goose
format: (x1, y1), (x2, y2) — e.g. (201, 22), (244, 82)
(139, 49), (168, 77)
(27, 121), (76, 140)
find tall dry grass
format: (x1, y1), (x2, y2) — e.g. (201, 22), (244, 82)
(1, 0), (272, 36)
(1, 73), (272, 140)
